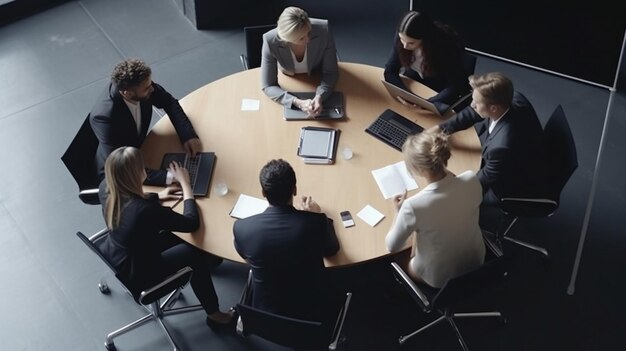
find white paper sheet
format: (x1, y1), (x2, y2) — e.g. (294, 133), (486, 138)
(357, 205), (385, 227)
(371, 161), (418, 199)
(240, 98), (260, 111)
(230, 194), (268, 219)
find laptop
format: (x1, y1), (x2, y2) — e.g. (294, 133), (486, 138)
(160, 152), (216, 196)
(365, 109), (423, 151)
(284, 91), (345, 120)
(381, 79), (443, 116)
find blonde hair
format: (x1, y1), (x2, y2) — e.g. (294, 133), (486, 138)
(104, 146), (146, 229)
(402, 131), (451, 177)
(277, 6), (311, 43)
(469, 72), (514, 107)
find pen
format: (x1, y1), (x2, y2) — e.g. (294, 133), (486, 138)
(171, 196), (183, 209)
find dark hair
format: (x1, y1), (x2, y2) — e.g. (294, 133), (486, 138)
(111, 58), (152, 90)
(395, 11), (463, 77)
(259, 159), (296, 206)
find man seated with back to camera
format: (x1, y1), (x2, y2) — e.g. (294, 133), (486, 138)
(429, 72), (544, 207)
(233, 159), (340, 321)
(90, 58), (202, 186)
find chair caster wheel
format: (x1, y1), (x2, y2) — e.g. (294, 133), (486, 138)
(99, 280), (110, 294)
(105, 342), (116, 351)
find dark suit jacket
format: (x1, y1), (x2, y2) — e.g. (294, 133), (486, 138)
(97, 184), (199, 292)
(233, 205), (340, 320)
(384, 36), (469, 114)
(439, 92), (544, 202)
(90, 82), (197, 185)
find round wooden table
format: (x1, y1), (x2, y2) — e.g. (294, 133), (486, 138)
(142, 62), (481, 267)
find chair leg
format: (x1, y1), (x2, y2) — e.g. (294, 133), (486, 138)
(398, 315), (447, 345)
(153, 309), (180, 351)
(504, 236), (550, 258)
(446, 317), (469, 351)
(105, 313), (155, 349)
(482, 230), (503, 257)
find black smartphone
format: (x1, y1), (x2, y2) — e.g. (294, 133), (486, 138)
(340, 211), (355, 228)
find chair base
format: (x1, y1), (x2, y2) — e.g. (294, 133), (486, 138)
(104, 291), (203, 351)
(483, 221), (550, 259)
(398, 311), (504, 351)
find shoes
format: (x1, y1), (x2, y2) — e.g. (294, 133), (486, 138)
(205, 307), (237, 331)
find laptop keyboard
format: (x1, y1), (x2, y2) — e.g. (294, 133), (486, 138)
(183, 154), (201, 187)
(367, 118), (408, 150)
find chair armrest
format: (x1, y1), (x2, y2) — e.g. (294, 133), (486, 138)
(240, 54), (249, 70)
(139, 266), (193, 305)
(239, 269), (253, 305)
(328, 292), (352, 351)
(500, 197), (558, 217)
(79, 188), (101, 205)
(390, 262), (430, 310)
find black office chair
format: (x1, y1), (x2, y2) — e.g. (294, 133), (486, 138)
(77, 231), (204, 351)
(240, 24), (276, 70)
(485, 105), (578, 258)
(446, 51), (478, 114)
(235, 270), (352, 351)
(61, 114), (100, 205)
(390, 256), (509, 350)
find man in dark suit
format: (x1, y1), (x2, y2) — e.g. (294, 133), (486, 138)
(233, 159), (339, 321)
(431, 72), (543, 206)
(90, 58), (201, 185)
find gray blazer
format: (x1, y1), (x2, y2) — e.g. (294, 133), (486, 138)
(260, 18), (339, 107)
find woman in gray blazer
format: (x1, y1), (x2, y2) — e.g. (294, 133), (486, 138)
(261, 7), (338, 117)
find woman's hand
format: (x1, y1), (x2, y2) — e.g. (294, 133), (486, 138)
(158, 185), (182, 201)
(396, 96), (420, 110)
(167, 161), (194, 199)
(392, 190), (407, 212)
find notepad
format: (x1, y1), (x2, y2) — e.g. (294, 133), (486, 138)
(357, 205), (385, 227)
(230, 194), (268, 219)
(371, 161), (418, 199)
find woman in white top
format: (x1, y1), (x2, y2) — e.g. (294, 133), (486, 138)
(260, 6), (338, 117)
(385, 131), (485, 288)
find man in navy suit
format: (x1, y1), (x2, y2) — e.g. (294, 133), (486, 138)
(431, 72), (544, 206)
(90, 58), (201, 185)
(233, 159), (339, 321)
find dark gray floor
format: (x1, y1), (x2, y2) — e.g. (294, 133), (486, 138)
(0, 1), (624, 350)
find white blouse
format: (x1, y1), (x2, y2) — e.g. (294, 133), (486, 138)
(385, 171), (485, 288)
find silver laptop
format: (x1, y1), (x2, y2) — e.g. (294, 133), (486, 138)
(381, 79), (442, 116)
(283, 92), (345, 120)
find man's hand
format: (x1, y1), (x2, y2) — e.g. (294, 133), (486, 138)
(184, 138), (202, 156)
(298, 195), (321, 213)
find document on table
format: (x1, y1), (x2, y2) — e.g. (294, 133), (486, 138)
(230, 194), (268, 219)
(371, 161), (418, 199)
(357, 205), (385, 227)
(241, 98), (260, 111)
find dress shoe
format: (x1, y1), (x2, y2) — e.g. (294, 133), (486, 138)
(205, 308), (237, 331)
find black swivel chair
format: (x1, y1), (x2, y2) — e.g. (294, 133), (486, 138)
(446, 51), (478, 114)
(240, 24), (276, 70)
(390, 255), (509, 351)
(61, 114), (101, 205)
(485, 105), (578, 258)
(235, 270), (352, 351)
(77, 231), (204, 351)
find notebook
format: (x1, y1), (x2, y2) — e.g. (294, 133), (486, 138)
(297, 126), (340, 164)
(365, 109), (423, 151)
(381, 79), (442, 116)
(284, 92), (345, 120)
(160, 152), (216, 197)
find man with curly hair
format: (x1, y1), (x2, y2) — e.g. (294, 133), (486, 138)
(90, 58), (201, 185)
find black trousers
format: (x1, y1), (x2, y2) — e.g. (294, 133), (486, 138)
(155, 231), (223, 315)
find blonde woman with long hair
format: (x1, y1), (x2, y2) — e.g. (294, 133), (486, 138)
(97, 146), (235, 329)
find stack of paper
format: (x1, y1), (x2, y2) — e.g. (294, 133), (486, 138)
(371, 161), (418, 199)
